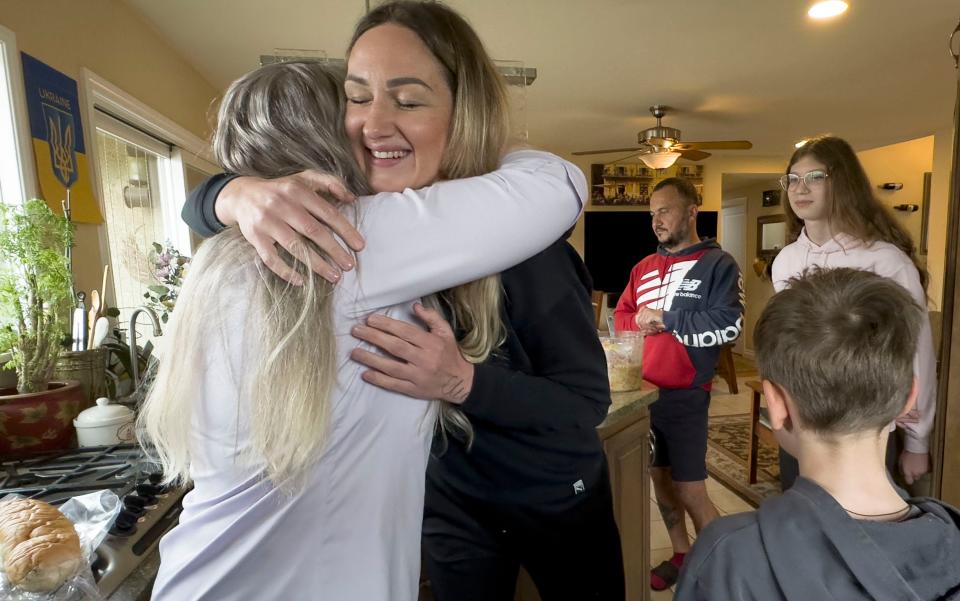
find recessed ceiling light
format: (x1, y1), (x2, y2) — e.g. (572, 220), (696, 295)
(808, 1), (849, 20)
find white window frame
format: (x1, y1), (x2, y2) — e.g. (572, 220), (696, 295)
(0, 24), (37, 206)
(93, 110), (186, 249)
(79, 69), (216, 294)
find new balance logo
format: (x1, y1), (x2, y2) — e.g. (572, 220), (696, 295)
(676, 279), (702, 292)
(635, 260), (698, 310)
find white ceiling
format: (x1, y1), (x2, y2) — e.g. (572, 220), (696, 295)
(125, 0), (959, 159)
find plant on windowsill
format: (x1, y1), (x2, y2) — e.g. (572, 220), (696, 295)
(0, 199), (86, 454)
(144, 240), (189, 324)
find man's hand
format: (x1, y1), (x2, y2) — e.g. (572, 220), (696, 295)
(635, 307), (666, 336)
(899, 450), (931, 485)
(350, 304), (474, 404)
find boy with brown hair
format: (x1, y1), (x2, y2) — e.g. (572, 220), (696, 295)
(675, 267), (960, 601)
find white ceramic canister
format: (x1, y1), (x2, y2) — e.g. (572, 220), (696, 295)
(73, 397), (136, 446)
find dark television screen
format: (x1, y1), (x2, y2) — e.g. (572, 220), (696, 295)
(584, 211), (718, 295)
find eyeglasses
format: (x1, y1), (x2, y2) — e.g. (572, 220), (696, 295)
(779, 170), (829, 191)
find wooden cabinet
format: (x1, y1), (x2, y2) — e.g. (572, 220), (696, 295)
(600, 403), (651, 601)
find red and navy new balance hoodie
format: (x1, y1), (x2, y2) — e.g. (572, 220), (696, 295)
(613, 239), (744, 390)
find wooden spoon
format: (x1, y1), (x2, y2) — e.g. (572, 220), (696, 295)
(99, 265), (110, 317)
(87, 290), (100, 350)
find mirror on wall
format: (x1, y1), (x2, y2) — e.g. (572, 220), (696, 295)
(757, 214), (786, 259)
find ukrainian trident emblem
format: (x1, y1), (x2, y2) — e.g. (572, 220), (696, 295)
(41, 105), (77, 189)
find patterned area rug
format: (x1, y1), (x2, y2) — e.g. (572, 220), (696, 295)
(706, 413), (780, 507)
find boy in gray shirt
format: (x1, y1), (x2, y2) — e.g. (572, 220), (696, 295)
(675, 267), (960, 601)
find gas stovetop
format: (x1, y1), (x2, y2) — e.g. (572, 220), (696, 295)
(0, 444), (187, 598)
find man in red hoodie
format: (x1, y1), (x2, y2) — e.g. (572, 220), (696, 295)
(614, 177), (743, 591)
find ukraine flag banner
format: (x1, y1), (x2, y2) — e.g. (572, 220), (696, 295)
(21, 53), (102, 224)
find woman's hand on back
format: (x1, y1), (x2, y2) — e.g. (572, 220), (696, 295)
(216, 170), (366, 285)
(349, 304), (474, 404)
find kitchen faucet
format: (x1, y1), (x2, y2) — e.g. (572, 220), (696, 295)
(128, 306), (162, 397)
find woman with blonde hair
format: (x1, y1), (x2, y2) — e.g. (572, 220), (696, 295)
(183, 2), (625, 599)
(771, 134), (936, 490)
(142, 59), (585, 600)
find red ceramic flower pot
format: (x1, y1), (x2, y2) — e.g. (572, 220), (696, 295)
(0, 380), (86, 456)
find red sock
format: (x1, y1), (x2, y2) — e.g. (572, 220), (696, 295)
(650, 552), (686, 591)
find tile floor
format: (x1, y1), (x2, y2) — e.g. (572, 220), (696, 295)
(648, 362), (759, 599)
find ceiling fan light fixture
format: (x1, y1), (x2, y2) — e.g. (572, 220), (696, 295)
(640, 151), (681, 170)
(808, 1), (848, 20)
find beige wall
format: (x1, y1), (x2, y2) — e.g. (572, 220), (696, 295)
(858, 136), (933, 247)
(0, 0), (218, 298)
(723, 179), (782, 353)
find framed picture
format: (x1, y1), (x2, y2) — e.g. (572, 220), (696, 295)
(761, 189), (780, 207)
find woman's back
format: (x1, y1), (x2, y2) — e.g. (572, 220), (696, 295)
(153, 265), (435, 600)
(149, 149), (588, 601)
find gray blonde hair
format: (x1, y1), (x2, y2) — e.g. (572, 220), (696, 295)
(755, 267), (922, 435)
(139, 62), (367, 490)
(350, 1), (512, 445)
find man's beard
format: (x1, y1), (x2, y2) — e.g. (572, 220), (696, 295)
(658, 223), (689, 249)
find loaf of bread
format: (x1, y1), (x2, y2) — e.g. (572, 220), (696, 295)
(0, 498), (82, 592)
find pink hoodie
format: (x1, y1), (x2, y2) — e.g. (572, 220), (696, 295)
(771, 229), (936, 454)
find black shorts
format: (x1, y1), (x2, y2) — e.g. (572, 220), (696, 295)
(649, 387), (711, 482)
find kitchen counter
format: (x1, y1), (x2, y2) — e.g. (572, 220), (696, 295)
(600, 386), (656, 601)
(106, 548), (160, 601)
(600, 387), (658, 430)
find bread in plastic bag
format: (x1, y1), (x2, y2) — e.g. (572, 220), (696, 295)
(0, 490), (121, 601)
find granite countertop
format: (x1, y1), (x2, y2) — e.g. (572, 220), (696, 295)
(598, 387), (658, 431)
(105, 548), (160, 601)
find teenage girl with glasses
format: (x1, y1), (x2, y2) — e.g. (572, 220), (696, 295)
(770, 134), (936, 490)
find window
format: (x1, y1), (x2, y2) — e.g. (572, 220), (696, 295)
(0, 24), (35, 206)
(94, 111), (179, 322)
(82, 71), (216, 326)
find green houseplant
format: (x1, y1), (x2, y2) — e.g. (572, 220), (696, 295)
(0, 199), (74, 392)
(0, 199), (85, 454)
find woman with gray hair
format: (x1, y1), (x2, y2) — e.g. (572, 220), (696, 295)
(139, 60), (585, 600)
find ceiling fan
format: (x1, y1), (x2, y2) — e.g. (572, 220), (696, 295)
(572, 105), (752, 169)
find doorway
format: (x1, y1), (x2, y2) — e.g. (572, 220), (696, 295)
(720, 199), (746, 355)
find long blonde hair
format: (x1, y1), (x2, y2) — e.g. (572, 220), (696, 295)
(349, 1), (513, 443)
(138, 62), (367, 490)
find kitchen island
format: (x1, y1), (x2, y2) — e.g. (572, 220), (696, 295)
(515, 387), (658, 601)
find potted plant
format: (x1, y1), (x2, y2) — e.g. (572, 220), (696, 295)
(0, 199), (85, 454)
